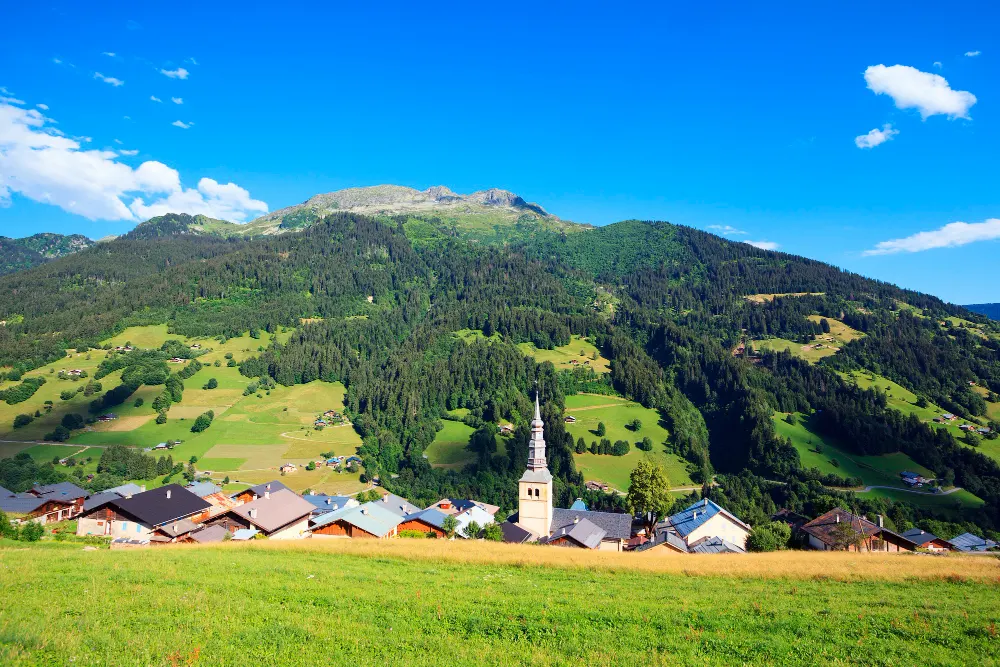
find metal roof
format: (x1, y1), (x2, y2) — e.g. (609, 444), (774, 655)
(32, 482), (88, 502)
(666, 498), (750, 538)
(500, 521), (534, 543)
(948, 532), (998, 552)
(337, 502), (405, 537)
(83, 491), (124, 512)
(569, 498), (588, 511)
(303, 494), (357, 513)
(402, 508), (450, 531)
(188, 524), (229, 543)
(455, 506), (495, 538)
(104, 483), (144, 497)
(428, 498), (500, 516)
(185, 481), (223, 498)
(0, 485), (13, 498)
(688, 535), (746, 554)
(901, 528), (945, 547)
(0, 496), (50, 515)
(232, 480), (289, 499)
(373, 493), (420, 517)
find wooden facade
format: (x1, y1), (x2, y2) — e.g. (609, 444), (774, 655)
(397, 518), (445, 537)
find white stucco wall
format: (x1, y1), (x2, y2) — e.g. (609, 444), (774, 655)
(268, 517), (310, 540)
(686, 513), (749, 549)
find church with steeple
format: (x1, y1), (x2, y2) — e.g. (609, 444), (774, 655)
(506, 391), (632, 551)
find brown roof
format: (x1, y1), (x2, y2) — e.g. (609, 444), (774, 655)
(801, 508), (879, 546)
(227, 489), (313, 534)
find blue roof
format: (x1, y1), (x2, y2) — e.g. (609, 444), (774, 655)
(402, 508), (449, 530)
(105, 483), (144, 497)
(83, 491), (123, 512)
(0, 485), (13, 498)
(948, 532), (997, 552)
(303, 494), (353, 512)
(185, 481), (223, 497)
(666, 498), (749, 538)
(33, 482), (87, 501)
(0, 496), (48, 514)
(569, 498), (588, 511)
(308, 504), (356, 529)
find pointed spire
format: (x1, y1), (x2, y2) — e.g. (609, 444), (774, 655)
(534, 390), (541, 421)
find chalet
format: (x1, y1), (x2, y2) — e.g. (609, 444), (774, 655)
(153, 442), (170, 450)
(310, 501), (403, 539)
(942, 413), (957, 421)
(187, 524), (229, 544)
(900, 471), (932, 487)
(0, 484), (79, 525)
(564, 415), (577, 424)
(168, 357), (185, 363)
(28, 482), (88, 515)
(398, 508), (451, 537)
(150, 518), (203, 544)
(212, 489), (314, 540)
(959, 424), (975, 432)
(660, 498), (751, 551)
(455, 504), (495, 538)
(279, 463), (297, 474)
(499, 423), (514, 436)
(901, 528), (953, 552)
(190, 344), (201, 350)
(68, 369), (83, 376)
(231, 480), (290, 505)
(76, 485), (212, 542)
(947, 532), (997, 552)
(801, 508), (916, 552)
(584, 480), (610, 492)
(97, 413), (118, 422)
(977, 427), (992, 435)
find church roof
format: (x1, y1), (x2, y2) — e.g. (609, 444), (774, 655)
(519, 468), (552, 483)
(551, 508), (631, 540)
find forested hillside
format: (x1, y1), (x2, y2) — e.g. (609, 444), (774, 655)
(2, 201), (998, 538)
(0, 233), (93, 276)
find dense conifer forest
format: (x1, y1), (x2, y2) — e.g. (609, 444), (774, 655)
(1, 210), (998, 537)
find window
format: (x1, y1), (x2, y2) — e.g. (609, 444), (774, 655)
(136, 524), (141, 533)
(121, 522), (128, 531)
(534, 488), (540, 499)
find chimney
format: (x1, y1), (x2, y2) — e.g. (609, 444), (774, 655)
(332, 503), (339, 510)
(692, 510), (698, 519)
(265, 483), (271, 492)
(265, 491), (270, 500)
(877, 515), (884, 528)
(361, 507), (368, 515)
(173, 523), (178, 533)
(704, 498), (709, 506)
(166, 489), (172, 500)
(382, 495), (388, 503)
(441, 501), (451, 510)
(140, 485), (146, 492)
(835, 514), (840, 523)
(249, 508), (257, 519)
(325, 497), (332, 505)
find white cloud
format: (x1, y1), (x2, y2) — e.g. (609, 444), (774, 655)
(103, 51), (116, 57)
(114, 138), (123, 145)
(707, 224), (747, 236)
(933, 61), (942, 69)
(0, 98), (267, 222)
(863, 219), (1000, 256)
(123, 115), (131, 120)
(745, 240), (780, 251)
(52, 58), (62, 64)
(94, 72), (124, 87)
(185, 57), (198, 65)
(171, 97), (183, 104)
(160, 67), (189, 80)
(864, 64), (976, 119)
(171, 120), (193, 129)
(119, 149), (139, 156)
(855, 123), (899, 149)
(36, 103), (49, 110)
(150, 95), (162, 102)
(0, 96), (25, 105)
(965, 50), (981, 57)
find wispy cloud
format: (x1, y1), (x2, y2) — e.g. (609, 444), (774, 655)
(707, 224), (747, 236)
(864, 219), (1000, 256)
(102, 51), (116, 57)
(150, 95), (162, 102)
(864, 64), (976, 119)
(0, 95), (25, 105)
(36, 103), (49, 110)
(94, 72), (124, 87)
(171, 97), (183, 105)
(745, 240), (780, 251)
(855, 123), (898, 149)
(52, 57), (63, 65)
(172, 120), (193, 129)
(160, 67), (189, 80)
(965, 50), (981, 57)
(119, 149), (139, 156)
(932, 61), (943, 69)
(114, 139), (123, 145)
(185, 57), (198, 66)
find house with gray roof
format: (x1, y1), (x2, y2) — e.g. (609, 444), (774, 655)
(303, 493), (358, 516)
(213, 489), (314, 540)
(901, 528), (953, 552)
(231, 480), (290, 505)
(688, 535), (746, 554)
(373, 492), (420, 518)
(76, 485), (212, 541)
(399, 508), (451, 537)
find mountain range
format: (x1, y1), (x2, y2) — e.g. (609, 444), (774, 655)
(1, 184), (998, 540)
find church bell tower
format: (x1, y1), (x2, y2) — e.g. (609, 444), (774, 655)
(517, 391), (553, 539)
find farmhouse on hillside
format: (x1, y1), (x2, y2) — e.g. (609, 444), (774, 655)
(0, 483), (84, 525)
(502, 392), (632, 551)
(801, 508), (916, 552)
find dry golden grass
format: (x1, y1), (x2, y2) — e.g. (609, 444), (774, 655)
(195, 538), (1000, 582)
(745, 292), (824, 303)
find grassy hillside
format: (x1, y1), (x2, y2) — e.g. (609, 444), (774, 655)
(516, 335), (610, 374)
(564, 394), (693, 490)
(1, 540), (998, 665)
(424, 419), (477, 468)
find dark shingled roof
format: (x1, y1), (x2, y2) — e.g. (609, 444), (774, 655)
(234, 480), (290, 499)
(688, 535), (746, 554)
(901, 528), (947, 548)
(110, 484), (211, 527)
(0, 496), (50, 515)
(501, 521), (533, 543)
(0, 485), (13, 498)
(545, 517), (606, 549)
(83, 491), (124, 512)
(189, 524), (229, 543)
(551, 508), (631, 540)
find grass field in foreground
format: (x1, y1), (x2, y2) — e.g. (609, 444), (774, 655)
(564, 394), (692, 490)
(1, 540), (998, 665)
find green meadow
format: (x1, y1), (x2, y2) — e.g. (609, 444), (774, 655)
(1, 540), (999, 666)
(424, 419), (477, 468)
(516, 335), (610, 374)
(774, 412), (985, 512)
(564, 394), (693, 490)
(0, 326), (365, 495)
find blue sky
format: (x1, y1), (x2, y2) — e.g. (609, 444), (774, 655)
(0, 2), (996, 303)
